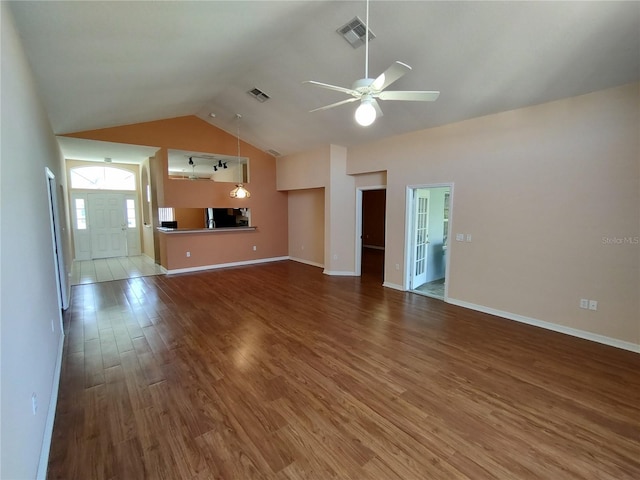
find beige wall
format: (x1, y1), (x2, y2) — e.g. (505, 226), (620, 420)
(288, 188), (325, 267)
(325, 145), (355, 274)
(347, 83), (639, 346)
(355, 171), (387, 189)
(276, 145), (329, 190)
(278, 144), (356, 274)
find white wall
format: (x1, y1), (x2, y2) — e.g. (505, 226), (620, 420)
(1, 4), (69, 478)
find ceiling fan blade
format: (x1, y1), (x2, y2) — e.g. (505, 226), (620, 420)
(377, 90), (440, 102)
(309, 97), (359, 113)
(303, 80), (359, 97)
(371, 61), (412, 91)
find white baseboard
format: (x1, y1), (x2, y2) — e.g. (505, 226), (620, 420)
(382, 282), (405, 291)
(447, 297), (640, 353)
(323, 270), (358, 276)
(37, 331), (65, 480)
(166, 256), (289, 275)
(289, 257), (324, 269)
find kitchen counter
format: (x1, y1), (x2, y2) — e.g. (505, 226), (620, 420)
(157, 226), (257, 234)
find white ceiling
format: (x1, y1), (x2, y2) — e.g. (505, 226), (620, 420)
(10, 1), (640, 158)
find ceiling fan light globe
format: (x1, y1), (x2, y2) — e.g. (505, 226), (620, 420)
(355, 102), (376, 126)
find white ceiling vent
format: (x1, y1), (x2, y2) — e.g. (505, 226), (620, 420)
(267, 149), (281, 157)
(248, 87), (270, 103)
(337, 16), (375, 48)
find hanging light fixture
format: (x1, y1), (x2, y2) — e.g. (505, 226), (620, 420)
(229, 114), (251, 199)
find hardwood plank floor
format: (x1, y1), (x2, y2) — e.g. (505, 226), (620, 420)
(48, 261), (640, 479)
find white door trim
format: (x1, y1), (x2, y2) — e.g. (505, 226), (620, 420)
(45, 168), (69, 312)
(404, 182), (454, 300)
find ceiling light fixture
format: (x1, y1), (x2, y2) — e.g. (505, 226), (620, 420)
(355, 94), (376, 126)
(229, 114), (250, 199)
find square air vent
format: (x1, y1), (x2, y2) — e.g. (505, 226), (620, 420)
(248, 87), (270, 103)
(337, 16), (375, 48)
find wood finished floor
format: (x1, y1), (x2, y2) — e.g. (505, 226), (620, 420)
(49, 261), (640, 479)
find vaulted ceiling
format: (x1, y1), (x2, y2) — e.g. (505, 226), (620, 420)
(9, 1), (640, 158)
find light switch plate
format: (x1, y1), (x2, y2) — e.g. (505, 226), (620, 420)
(456, 233), (464, 241)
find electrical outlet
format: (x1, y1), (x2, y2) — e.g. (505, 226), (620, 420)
(333, 254), (338, 260)
(31, 393), (38, 415)
(580, 299), (589, 309)
(588, 300), (598, 311)
(395, 263), (400, 270)
(252, 245), (257, 251)
(301, 245), (304, 251)
(186, 251), (191, 257)
(466, 234), (472, 242)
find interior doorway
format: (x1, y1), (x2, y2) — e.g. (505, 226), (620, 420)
(407, 185), (451, 299)
(356, 187), (386, 281)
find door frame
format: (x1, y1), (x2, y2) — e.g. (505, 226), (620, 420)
(71, 190), (142, 260)
(355, 185), (387, 277)
(411, 188), (430, 289)
(404, 182), (454, 299)
(45, 168), (69, 312)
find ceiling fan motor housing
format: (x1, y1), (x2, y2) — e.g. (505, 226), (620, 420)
(352, 78), (376, 95)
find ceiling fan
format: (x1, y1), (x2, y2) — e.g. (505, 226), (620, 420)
(304, 0), (439, 126)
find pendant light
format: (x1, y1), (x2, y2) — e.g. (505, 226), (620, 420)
(229, 114), (250, 199)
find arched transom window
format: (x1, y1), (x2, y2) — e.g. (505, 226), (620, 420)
(70, 166), (136, 191)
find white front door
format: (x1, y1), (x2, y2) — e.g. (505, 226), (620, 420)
(88, 193), (127, 259)
(411, 189), (430, 288)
